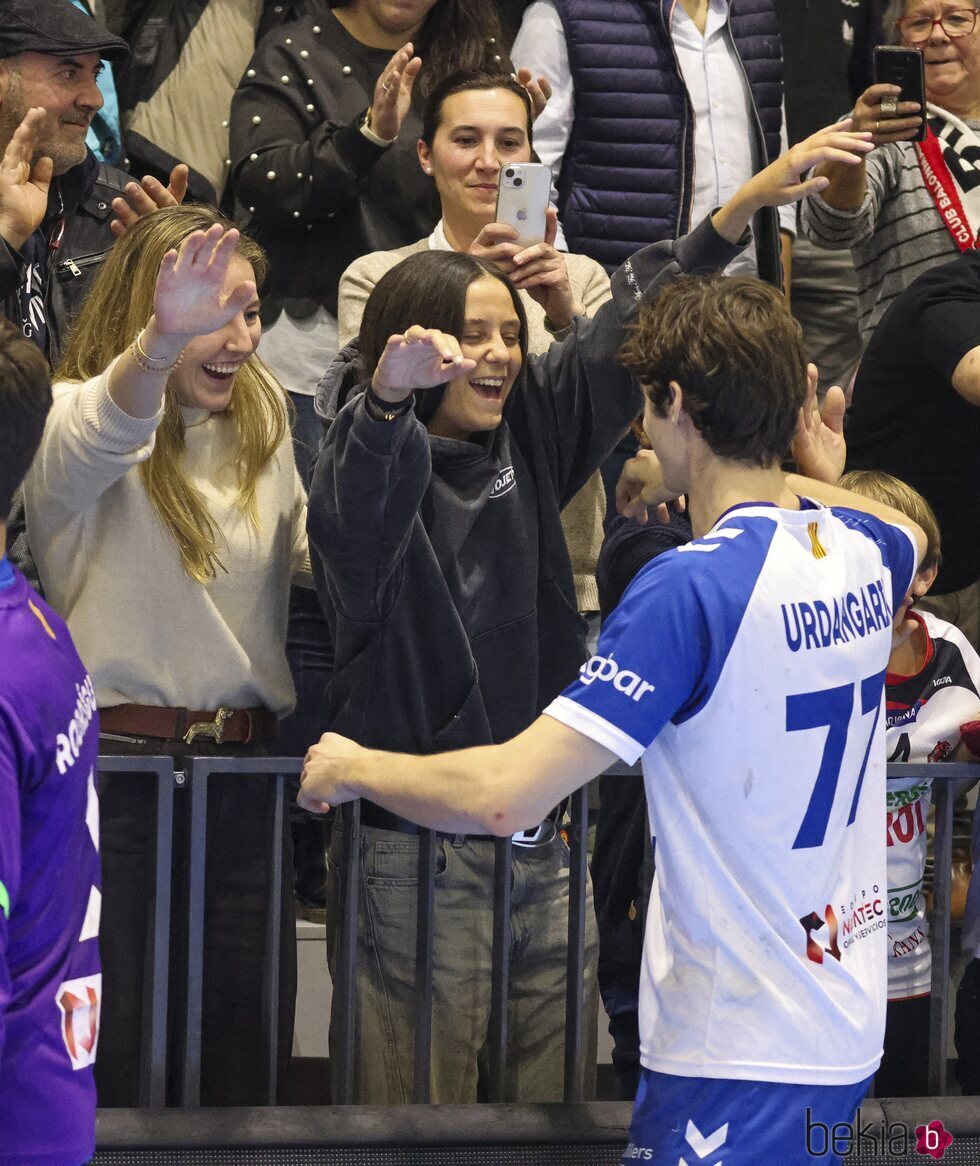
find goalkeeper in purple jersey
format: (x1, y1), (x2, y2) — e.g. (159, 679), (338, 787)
(0, 320), (101, 1166)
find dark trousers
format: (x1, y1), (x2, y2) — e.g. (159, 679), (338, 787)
(877, 995), (930, 1097)
(956, 957), (980, 1094)
(94, 737), (296, 1106)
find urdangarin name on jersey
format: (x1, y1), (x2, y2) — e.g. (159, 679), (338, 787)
(781, 577), (891, 653)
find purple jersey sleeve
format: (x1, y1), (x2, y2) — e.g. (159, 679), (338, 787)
(0, 704), (23, 1072)
(0, 565), (101, 1166)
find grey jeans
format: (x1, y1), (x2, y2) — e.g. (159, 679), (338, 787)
(326, 823), (599, 1104)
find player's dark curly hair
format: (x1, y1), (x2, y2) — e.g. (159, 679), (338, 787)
(618, 275), (808, 468)
(0, 319), (52, 521)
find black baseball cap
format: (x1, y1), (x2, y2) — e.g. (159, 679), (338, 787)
(0, 0), (129, 62)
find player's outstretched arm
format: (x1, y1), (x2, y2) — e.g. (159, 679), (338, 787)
(297, 716), (615, 834)
(711, 120), (873, 245)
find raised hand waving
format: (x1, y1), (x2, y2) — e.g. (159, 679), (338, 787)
(152, 224), (257, 341)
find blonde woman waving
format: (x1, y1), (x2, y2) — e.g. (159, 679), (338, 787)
(24, 203), (307, 1106)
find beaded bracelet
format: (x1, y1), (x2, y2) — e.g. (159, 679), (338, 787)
(131, 329), (184, 374)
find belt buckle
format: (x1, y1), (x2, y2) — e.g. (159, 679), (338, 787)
(183, 706), (233, 746)
(511, 820), (555, 847)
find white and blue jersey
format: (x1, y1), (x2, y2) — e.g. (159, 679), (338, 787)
(547, 501), (918, 1087)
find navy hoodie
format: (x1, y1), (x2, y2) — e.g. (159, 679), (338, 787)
(307, 215), (746, 755)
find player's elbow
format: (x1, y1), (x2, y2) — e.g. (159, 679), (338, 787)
(470, 755), (541, 837)
(477, 803), (527, 838)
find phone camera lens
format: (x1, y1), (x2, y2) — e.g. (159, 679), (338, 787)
(514, 177), (523, 186)
(504, 168), (515, 178)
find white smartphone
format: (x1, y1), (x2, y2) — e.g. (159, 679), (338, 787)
(494, 162), (552, 248)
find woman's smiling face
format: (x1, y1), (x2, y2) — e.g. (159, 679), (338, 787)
(168, 256), (262, 412)
(418, 88), (532, 226)
(426, 275), (523, 440)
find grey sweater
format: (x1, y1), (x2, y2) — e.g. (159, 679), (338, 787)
(800, 140), (960, 346)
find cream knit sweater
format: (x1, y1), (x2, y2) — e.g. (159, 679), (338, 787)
(24, 364), (308, 715)
(338, 226), (614, 611)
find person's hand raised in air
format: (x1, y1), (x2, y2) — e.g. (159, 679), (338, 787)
(371, 324), (476, 403)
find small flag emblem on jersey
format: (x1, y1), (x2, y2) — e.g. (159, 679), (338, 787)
(807, 522), (827, 559)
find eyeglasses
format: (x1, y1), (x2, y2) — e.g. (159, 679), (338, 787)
(895, 8), (979, 43)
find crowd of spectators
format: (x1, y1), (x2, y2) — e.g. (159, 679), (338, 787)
(2, 0), (980, 1161)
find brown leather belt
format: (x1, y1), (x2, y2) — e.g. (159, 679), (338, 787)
(99, 703), (277, 746)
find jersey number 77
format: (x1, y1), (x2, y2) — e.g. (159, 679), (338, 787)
(789, 672), (886, 850)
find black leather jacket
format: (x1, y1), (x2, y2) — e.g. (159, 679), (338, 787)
(0, 151), (130, 368)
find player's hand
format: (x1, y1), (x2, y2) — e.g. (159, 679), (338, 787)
(615, 450), (685, 525)
(370, 43), (422, 141)
(110, 163), (189, 238)
(514, 67), (553, 120)
(790, 364), (847, 484)
(297, 732), (368, 814)
(0, 108), (53, 251)
(372, 325), (475, 402)
(152, 223), (256, 340)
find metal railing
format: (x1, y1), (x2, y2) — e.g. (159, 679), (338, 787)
(97, 757), (976, 1108)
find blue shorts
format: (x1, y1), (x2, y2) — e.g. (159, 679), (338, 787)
(622, 1068), (874, 1166)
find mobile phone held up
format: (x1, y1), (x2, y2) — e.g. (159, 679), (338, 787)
(495, 163), (551, 248)
(873, 45), (926, 142)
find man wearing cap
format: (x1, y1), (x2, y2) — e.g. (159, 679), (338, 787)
(0, 0), (187, 367)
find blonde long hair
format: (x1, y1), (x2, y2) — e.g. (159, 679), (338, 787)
(56, 205), (289, 584)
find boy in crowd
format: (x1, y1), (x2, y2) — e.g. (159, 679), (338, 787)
(0, 319), (101, 1166)
(299, 276), (925, 1165)
(839, 471), (980, 1097)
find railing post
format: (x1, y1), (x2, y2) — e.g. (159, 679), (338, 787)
(179, 759), (208, 1108)
(334, 798), (361, 1103)
(262, 770), (286, 1105)
(98, 756), (175, 1109)
(564, 783), (590, 1102)
(929, 771), (954, 1097)
(487, 836), (513, 1101)
(142, 759), (174, 1109)
(412, 828), (437, 1103)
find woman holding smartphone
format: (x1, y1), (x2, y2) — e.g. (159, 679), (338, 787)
(801, 0), (980, 345)
(339, 69), (611, 616)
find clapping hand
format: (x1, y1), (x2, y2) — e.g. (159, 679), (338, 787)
(514, 67), (553, 120)
(0, 108), (53, 252)
(790, 363), (847, 485)
(370, 43), (422, 142)
(152, 223), (257, 340)
(372, 325), (476, 402)
(110, 163), (190, 239)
